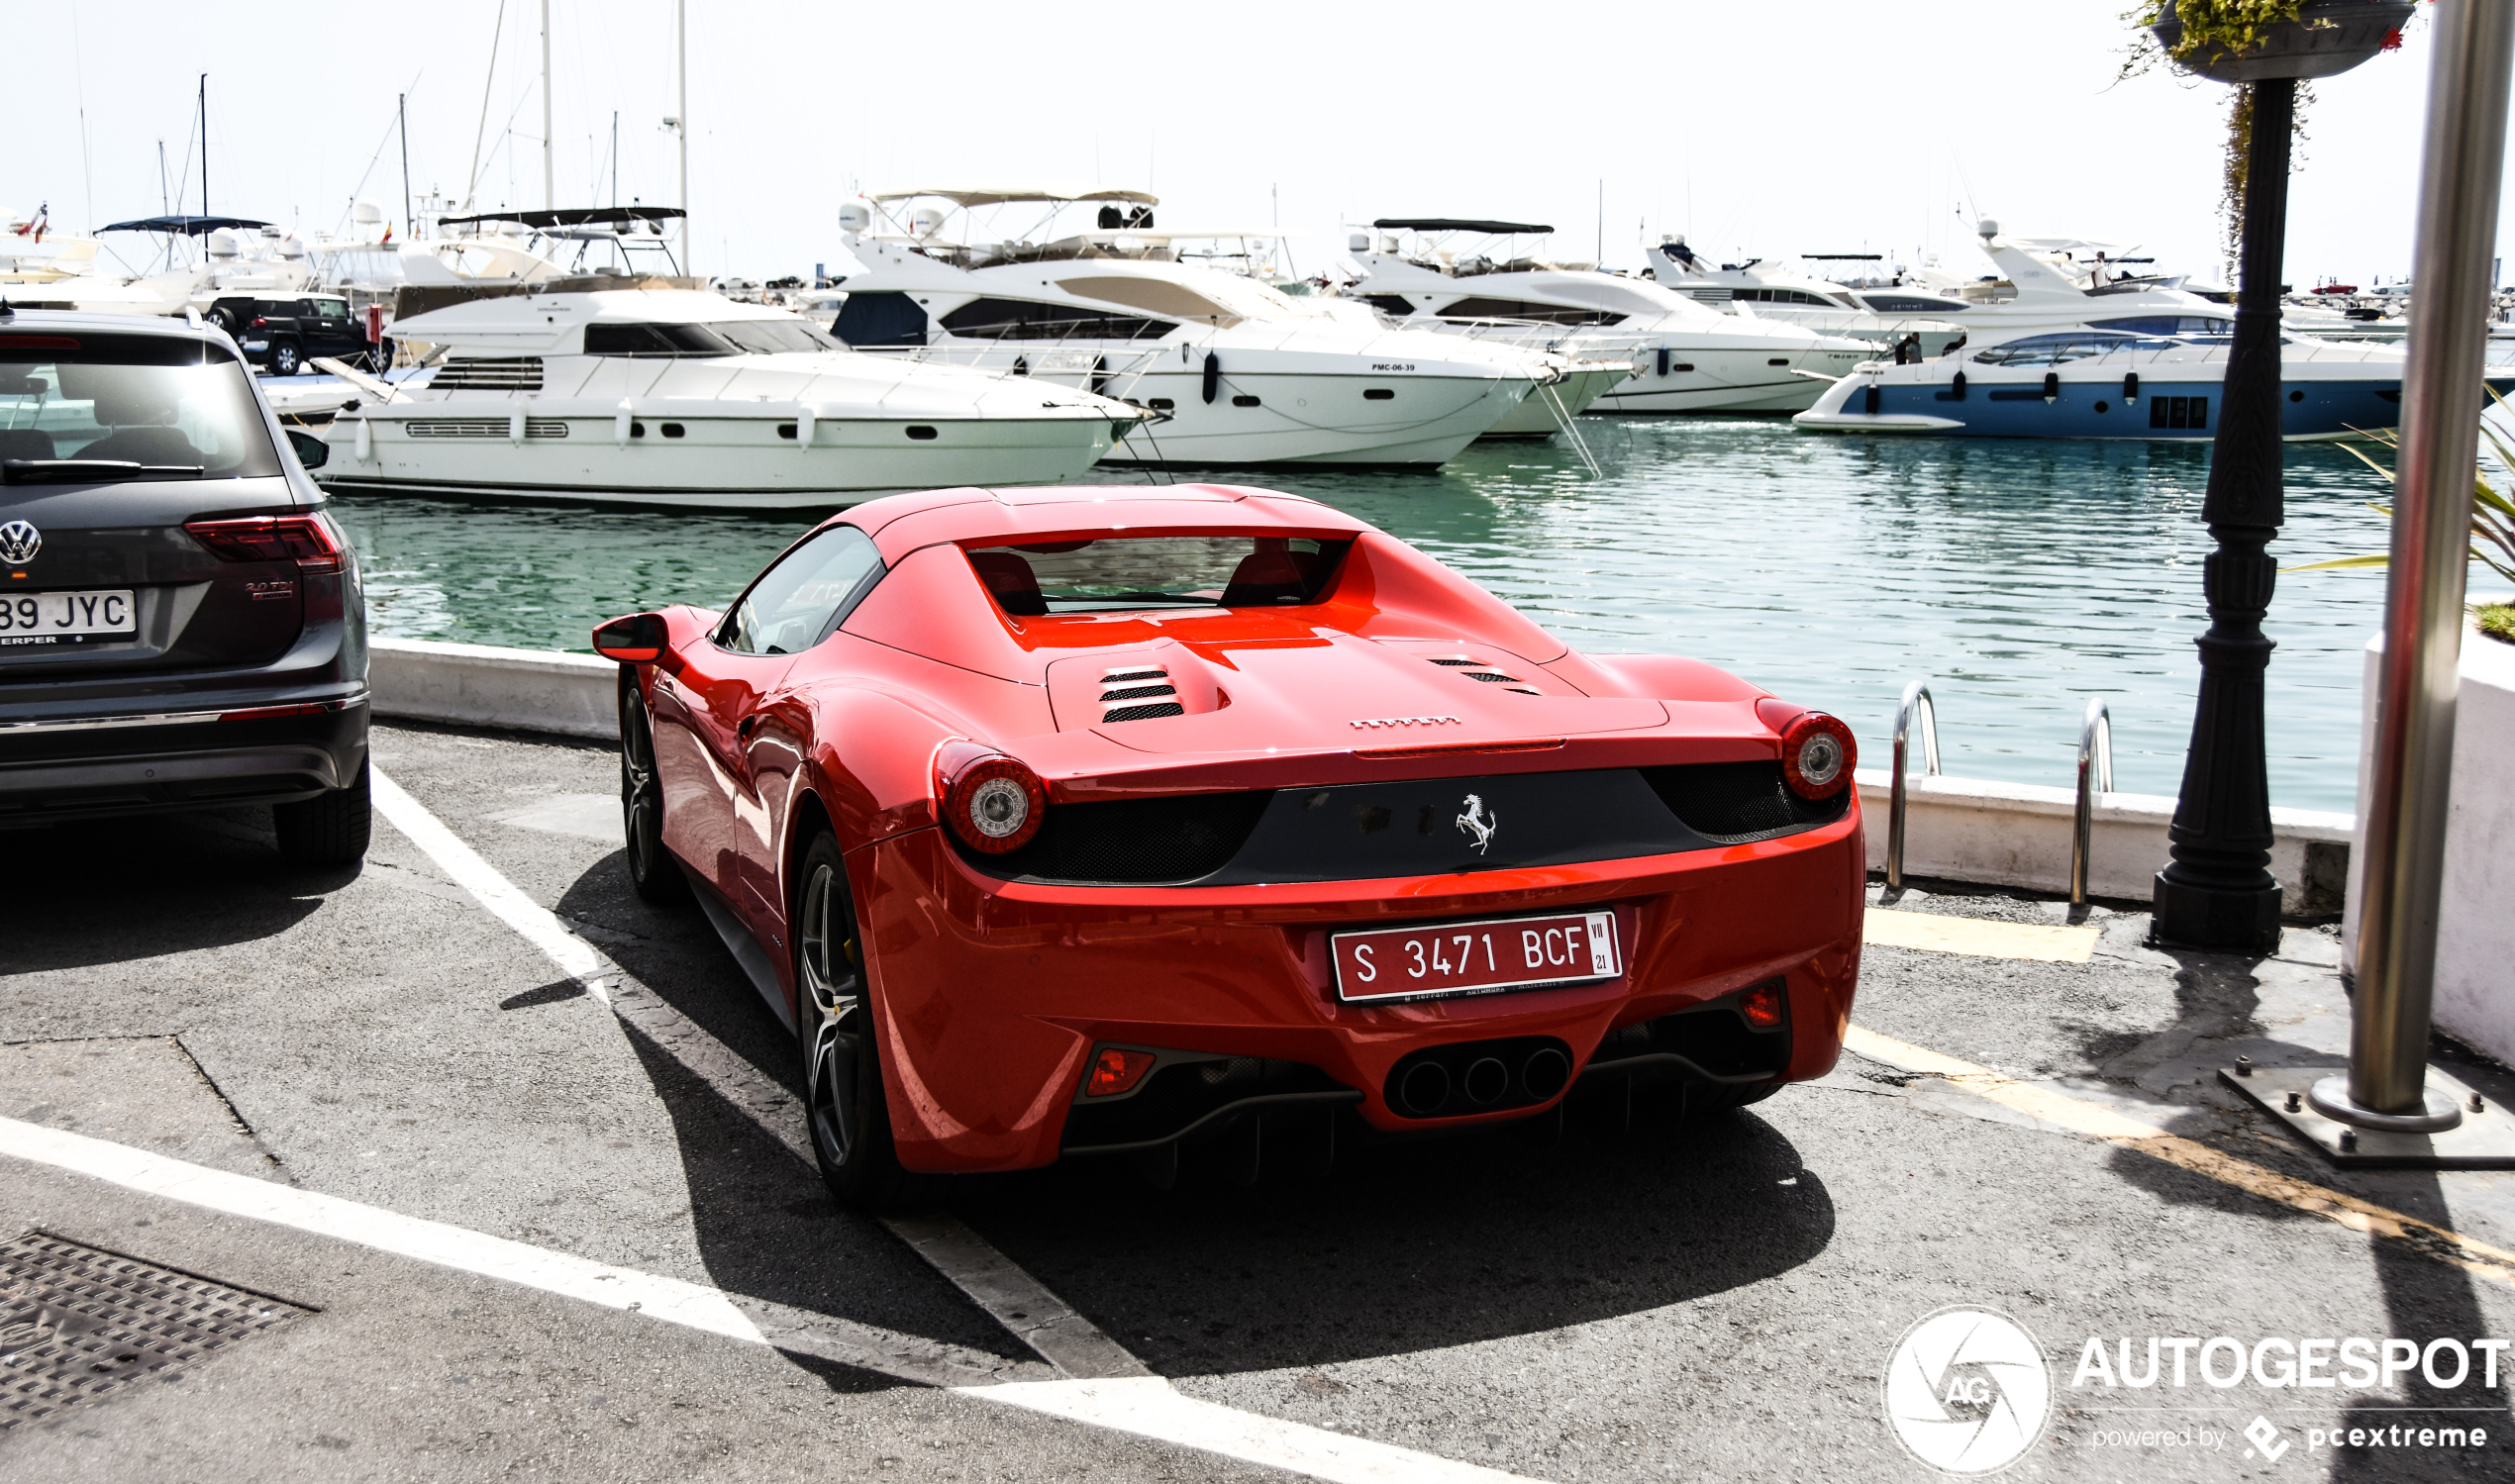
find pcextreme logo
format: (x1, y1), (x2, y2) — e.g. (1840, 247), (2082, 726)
(1883, 1306), (2053, 1474)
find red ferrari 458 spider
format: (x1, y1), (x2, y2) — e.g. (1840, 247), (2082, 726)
(594, 483), (1864, 1208)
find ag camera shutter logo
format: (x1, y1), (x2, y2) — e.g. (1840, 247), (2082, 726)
(1883, 1305), (2052, 1473)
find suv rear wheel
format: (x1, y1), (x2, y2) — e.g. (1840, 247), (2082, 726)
(268, 340), (303, 376)
(274, 756), (372, 866)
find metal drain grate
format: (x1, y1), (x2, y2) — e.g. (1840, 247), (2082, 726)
(0, 1233), (310, 1429)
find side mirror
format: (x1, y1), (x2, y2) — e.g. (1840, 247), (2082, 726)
(592, 612), (668, 663)
(286, 428), (330, 470)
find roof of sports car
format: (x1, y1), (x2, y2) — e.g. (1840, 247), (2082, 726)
(839, 484), (1368, 561)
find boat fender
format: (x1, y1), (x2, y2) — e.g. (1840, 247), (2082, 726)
(353, 415), (373, 463)
(615, 399), (634, 447)
(2123, 371), (2140, 402)
(1951, 371), (1966, 401)
(509, 408), (528, 445)
(1011, 355), (1028, 377)
(1863, 383), (1881, 416)
(798, 404), (817, 447)
(2042, 371), (2060, 404)
(1202, 351), (1220, 404)
(1656, 346), (1670, 378)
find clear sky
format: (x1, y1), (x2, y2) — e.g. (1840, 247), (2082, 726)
(12, 2), (2478, 288)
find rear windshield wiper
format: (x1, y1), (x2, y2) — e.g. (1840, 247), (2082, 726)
(2, 459), (206, 484)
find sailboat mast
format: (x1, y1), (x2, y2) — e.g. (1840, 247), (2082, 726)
(198, 74), (209, 225)
(541, 0), (553, 211)
(400, 94), (413, 238)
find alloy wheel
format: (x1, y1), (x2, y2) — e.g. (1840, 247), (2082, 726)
(621, 700), (661, 874)
(798, 861), (863, 1169)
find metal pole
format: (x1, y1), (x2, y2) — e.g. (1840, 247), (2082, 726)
(2348, 0), (2515, 1117)
(2073, 700), (2115, 909)
(1887, 680), (1940, 892)
(676, 0), (689, 277)
(541, 0), (553, 212)
(2154, 76), (2295, 954)
(198, 74), (209, 223)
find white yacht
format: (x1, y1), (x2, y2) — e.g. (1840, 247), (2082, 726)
(1644, 239), (1971, 356)
(1342, 220), (1876, 414)
(314, 286), (1144, 509)
(829, 189), (1554, 467)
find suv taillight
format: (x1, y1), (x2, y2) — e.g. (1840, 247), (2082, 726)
(251, 316), (267, 329)
(184, 512), (348, 574)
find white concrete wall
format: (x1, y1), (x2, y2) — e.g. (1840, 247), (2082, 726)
(1856, 771), (2353, 908)
(358, 635), (2361, 908)
(368, 637), (618, 741)
(2344, 630), (2515, 1066)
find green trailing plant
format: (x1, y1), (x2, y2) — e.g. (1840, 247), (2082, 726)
(2480, 603), (2515, 644)
(2120, 5), (2318, 282)
(2289, 397), (2515, 641)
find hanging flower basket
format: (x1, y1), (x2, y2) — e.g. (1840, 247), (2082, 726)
(2152, 0), (2416, 82)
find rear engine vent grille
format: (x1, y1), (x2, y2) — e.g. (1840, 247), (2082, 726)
(1103, 702), (1186, 723)
(406, 419), (568, 439)
(429, 356), (545, 391)
(1100, 668), (1181, 723)
(965, 789), (1275, 884)
(1429, 655), (1539, 695)
(1642, 760), (1848, 844)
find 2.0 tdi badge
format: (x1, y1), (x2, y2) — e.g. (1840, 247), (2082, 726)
(0, 520), (39, 565)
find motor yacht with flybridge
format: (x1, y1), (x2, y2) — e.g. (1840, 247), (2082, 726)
(1644, 237), (1971, 356)
(1341, 220), (1876, 414)
(313, 285), (1144, 508)
(828, 188), (1559, 468)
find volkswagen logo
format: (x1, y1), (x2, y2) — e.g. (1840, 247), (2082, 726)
(0, 520), (38, 565)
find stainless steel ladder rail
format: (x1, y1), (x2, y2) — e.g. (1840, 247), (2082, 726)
(2071, 699), (2115, 909)
(1885, 679), (1940, 892)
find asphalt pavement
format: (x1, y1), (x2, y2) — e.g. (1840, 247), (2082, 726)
(4, 718), (2512, 1482)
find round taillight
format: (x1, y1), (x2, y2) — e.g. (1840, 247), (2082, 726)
(1779, 713), (1856, 800)
(944, 752), (1046, 854)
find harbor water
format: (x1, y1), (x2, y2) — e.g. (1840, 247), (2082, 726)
(326, 416), (2514, 815)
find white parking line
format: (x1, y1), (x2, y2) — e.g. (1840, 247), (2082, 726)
(365, 765), (1537, 1483)
(0, 1114), (1015, 1390)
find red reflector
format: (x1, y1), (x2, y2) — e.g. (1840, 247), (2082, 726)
(218, 702), (329, 722)
(251, 317), (267, 328)
(184, 512), (348, 573)
(1085, 1047), (1157, 1098)
(1741, 982), (1785, 1030)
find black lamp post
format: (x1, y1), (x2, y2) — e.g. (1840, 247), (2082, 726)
(2150, 1), (2419, 953)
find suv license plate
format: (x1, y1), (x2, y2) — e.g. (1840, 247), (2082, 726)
(0, 590), (138, 647)
(1333, 911), (1621, 1004)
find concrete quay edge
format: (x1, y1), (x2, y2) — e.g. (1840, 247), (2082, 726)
(365, 636), (2355, 906)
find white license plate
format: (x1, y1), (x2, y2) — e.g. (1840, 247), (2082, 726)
(0, 589), (137, 648)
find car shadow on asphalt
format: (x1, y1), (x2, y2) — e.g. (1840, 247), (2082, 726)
(0, 809), (352, 974)
(956, 1099), (1834, 1376)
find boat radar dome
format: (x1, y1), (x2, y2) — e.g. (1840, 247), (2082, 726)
(205, 229), (240, 259)
(1976, 217), (2000, 240)
(353, 199), (385, 226)
(837, 199), (873, 236)
(908, 205), (946, 239)
(1349, 233), (1370, 251)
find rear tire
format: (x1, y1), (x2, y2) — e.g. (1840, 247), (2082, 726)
(620, 687), (688, 905)
(795, 832), (917, 1211)
(273, 756), (372, 866)
(270, 340), (303, 376)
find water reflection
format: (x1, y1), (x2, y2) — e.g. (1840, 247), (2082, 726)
(328, 417), (2506, 813)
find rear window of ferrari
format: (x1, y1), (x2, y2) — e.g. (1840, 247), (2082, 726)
(964, 536), (1350, 617)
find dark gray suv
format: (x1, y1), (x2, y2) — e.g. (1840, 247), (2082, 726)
(0, 309), (370, 864)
